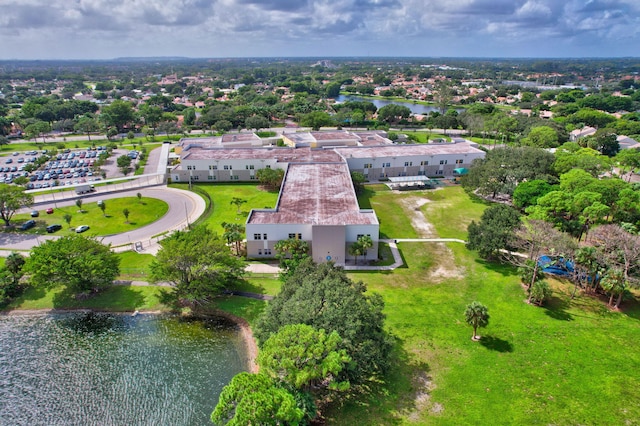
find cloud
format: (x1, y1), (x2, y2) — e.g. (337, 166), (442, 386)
(0, 0), (638, 58)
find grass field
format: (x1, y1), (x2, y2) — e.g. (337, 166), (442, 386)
(5, 181), (640, 424)
(325, 185), (640, 425)
(172, 182), (280, 235)
(12, 196), (168, 236)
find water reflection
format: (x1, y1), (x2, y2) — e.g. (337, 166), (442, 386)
(0, 313), (246, 426)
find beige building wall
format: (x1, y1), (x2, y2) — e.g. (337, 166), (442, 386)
(312, 225), (346, 264)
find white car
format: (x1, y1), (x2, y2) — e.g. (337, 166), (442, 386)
(75, 225), (90, 233)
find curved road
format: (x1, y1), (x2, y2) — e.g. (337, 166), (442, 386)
(1, 186), (206, 254)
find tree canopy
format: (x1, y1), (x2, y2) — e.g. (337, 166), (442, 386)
(150, 226), (245, 305)
(255, 259), (393, 384)
(0, 184), (34, 226)
(26, 235), (120, 294)
(467, 204), (521, 259)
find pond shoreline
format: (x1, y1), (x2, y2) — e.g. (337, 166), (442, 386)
(0, 307), (259, 374)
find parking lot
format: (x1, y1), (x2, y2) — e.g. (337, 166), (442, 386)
(1, 147), (141, 190)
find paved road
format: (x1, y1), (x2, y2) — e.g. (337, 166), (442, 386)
(3, 185), (206, 254)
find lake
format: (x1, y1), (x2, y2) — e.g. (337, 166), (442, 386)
(335, 95), (446, 115)
(0, 312), (248, 426)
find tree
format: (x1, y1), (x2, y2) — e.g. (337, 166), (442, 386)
(63, 213), (72, 228)
(255, 259), (393, 384)
(230, 197), (247, 215)
(300, 111), (334, 130)
(150, 226), (245, 305)
(274, 238), (310, 281)
(211, 372), (305, 426)
(4, 252), (26, 287)
(221, 221), (244, 256)
(100, 100), (136, 132)
(512, 180), (555, 210)
(351, 171), (366, 194)
(467, 204), (521, 259)
(348, 240), (364, 265)
(122, 208), (130, 223)
(258, 324), (350, 392)
(117, 155), (132, 175)
(256, 167), (284, 190)
(75, 199), (84, 212)
(74, 116), (100, 142)
(528, 280), (552, 305)
(245, 115), (270, 131)
(377, 104), (411, 124)
(464, 301), (489, 340)
(521, 126), (559, 148)
(99, 200), (106, 217)
(26, 235), (120, 294)
(0, 184), (33, 226)
(137, 192), (143, 203)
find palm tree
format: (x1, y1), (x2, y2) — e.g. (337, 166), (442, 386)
(230, 197), (247, 215)
(222, 222), (244, 255)
(464, 301), (489, 341)
(349, 241), (364, 265)
(358, 235), (373, 260)
(601, 269), (626, 309)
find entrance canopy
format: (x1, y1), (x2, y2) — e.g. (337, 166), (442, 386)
(453, 167), (469, 175)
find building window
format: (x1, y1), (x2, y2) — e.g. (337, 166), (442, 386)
(288, 233), (302, 239)
(400, 172), (406, 176)
(265, 249), (272, 255)
(437, 170), (444, 175)
(224, 165), (233, 170)
(357, 234), (371, 239)
(420, 160), (429, 166)
(209, 165), (217, 170)
(418, 171), (425, 175)
(266, 165), (271, 169)
(364, 163), (372, 169)
(258, 249), (262, 255)
(192, 175), (199, 180)
(250, 175), (255, 180)
(174, 176), (180, 181)
(246, 165), (255, 170)
(383, 162), (390, 168)
(232, 175), (239, 180)
(208, 175), (215, 180)
(439, 160), (447, 165)
(380, 173), (386, 178)
(263, 233), (268, 240)
(456, 159), (464, 164)
(254, 234), (261, 240)
(186, 165), (194, 170)
(404, 161), (413, 167)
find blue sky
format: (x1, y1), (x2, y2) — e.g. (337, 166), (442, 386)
(0, 0), (639, 59)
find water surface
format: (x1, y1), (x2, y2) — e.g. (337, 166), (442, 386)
(0, 312), (247, 426)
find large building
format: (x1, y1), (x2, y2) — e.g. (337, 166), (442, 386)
(171, 131), (485, 264)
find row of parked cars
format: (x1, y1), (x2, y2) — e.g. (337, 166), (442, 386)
(20, 219), (88, 234)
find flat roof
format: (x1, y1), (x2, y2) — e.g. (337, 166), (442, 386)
(335, 141), (485, 158)
(248, 163), (378, 226)
(183, 146), (344, 163)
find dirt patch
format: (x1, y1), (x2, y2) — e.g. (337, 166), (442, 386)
(406, 371), (436, 422)
(428, 243), (466, 282)
(399, 196), (438, 238)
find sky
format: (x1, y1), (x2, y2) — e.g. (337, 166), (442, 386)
(0, 0), (639, 60)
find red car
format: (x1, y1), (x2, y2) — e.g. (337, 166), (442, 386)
(46, 207), (54, 214)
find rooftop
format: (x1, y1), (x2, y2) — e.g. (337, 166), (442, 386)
(182, 146), (344, 163)
(335, 141), (485, 158)
(248, 163), (378, 226)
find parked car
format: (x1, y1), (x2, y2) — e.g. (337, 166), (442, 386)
(46, 207), (54, 214)
(46, 224), (62, 233)
(75, 225), (90, 233)
(30, 210), (39, 217)
(20, 220), (36, 231)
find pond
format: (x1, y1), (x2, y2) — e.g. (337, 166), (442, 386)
(335, 95), (448, 115)
(0, 312), (248, 426)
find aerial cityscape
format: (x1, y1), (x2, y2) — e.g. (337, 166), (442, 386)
(0, 2), (639, 426)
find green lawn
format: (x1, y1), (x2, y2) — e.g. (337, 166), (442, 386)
(6, 284), (166, 311)
(117, 251), (155, 281)
(12, 196), (168, 236)
(325, 184), (640, 425)
(171, 183), (280, 235)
